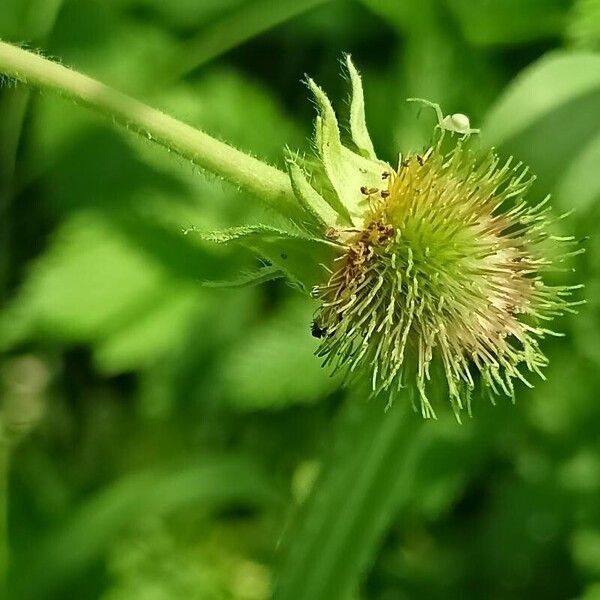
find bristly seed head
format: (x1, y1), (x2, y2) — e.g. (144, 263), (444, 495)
(312, 141), (581, 419)
(286, 56), (582, 420)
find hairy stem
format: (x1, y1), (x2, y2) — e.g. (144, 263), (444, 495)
(0, 41), (298, 218)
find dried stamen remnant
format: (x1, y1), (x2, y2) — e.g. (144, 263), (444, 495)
(313, 141), (580, 419)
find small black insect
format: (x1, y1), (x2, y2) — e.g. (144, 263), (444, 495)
(311, 321), (327, 339)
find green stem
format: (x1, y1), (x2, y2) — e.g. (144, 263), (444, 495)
(0, 87), (29, 302)
(0, 0), (65, 301)
(0, 41), (298, 218)
(275, 397), (419, 600)
(0, 428), (9, 597)
(274, 395), (485, 600)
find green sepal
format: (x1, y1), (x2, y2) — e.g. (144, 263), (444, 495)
(285, 150), (351, 230)
(195, 225), (337, 292)
(345, 54), (377, 160)
(200, 265), (285, 288)
(307, 78), (389, 224)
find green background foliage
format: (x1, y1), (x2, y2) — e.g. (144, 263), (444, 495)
(1, 0), (600, 598)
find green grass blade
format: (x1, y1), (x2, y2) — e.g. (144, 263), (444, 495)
(275, 394), (488, 600)
(274, 397), (418, 600)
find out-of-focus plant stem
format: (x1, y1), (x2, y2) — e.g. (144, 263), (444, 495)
(0, 4), (64, 592)
(0, 41), (300, 220)
(0, 428), (9, 597)
(0, 0), (64, 302)
(275, 396), (420, 600)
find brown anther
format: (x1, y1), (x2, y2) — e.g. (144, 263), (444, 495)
(325, 227), (339, 240)
(381, 171), (390, 180)
(360, 186), (369, 195)
(380, 190), (390, 198)
(381, 225), (395, 241)
(416, 155), (425, 166)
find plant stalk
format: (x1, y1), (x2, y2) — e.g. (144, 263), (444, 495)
(0, 428), (8, 597)
(0, 0), (65, 301)
(0, 41), (298, 218)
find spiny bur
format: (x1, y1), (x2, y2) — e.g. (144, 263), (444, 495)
(286, 55), (582, 420)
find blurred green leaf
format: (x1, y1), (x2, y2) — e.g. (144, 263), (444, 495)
(12, 456), (279, 599)
(572, 529), (600, 577)
(0, 0), (64, 41)
(102, 517), (271, 600)
(48, 0), (177, 92)
(0, 0), (28, 40)
(275, 397), (487, 600)
(483, 51), (600, 147)
(93, 288), (203, 374)
(219, 297), (338, 409)
(555, 130), (600, 212)
(106, 0), (246, 30)
(567, 0), (600, 49)
(483, 51), (600, 194)
(0, 211), (237, 350)
(358, 0), (414, 32)
(371, 0), (501, 155)
(582, 582), (600, 599)
(275, 398), (416, 600)
(175, 0), (330, 76)
(447, 0), (568, 46)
